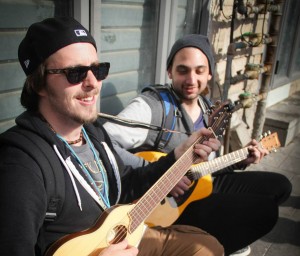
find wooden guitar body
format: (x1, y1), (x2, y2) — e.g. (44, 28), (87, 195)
(45, 101), (236, 255)
(146, 174), (212, 227)
(45, 204), (146, 256)
(136, 151), (213, 227)
(45, 101), (280, 255)
(136, 131), (281, 227)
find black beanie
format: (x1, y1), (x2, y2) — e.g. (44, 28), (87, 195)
(18, 17), (97, 76)
(166, 34), (214, 75)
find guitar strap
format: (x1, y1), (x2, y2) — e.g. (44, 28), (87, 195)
(156, 89), (179, 150)
(142, 84), (180, 150)
(142, 84), (212, 150)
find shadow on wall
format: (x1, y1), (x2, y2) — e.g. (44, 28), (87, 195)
(100, 82), (124, 116)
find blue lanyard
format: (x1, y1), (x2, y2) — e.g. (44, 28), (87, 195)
(56, 128), (111, 209)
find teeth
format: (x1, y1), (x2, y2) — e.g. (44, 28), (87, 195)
(81, 97), (93, 102)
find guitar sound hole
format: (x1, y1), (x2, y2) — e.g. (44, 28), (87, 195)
(108, 225), (128, 244)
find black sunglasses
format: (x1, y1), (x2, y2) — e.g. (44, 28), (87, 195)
(46, 62), (110, 84)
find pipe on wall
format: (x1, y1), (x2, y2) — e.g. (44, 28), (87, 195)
(222, 42), (248, 101)
(251, 0), (285, 139)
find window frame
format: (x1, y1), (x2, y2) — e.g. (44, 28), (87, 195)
(271, 0), (300, 89)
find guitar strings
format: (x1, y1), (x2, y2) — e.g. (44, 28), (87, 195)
(130, 111), (229, 231)
(104, 108), (231, 245)
(109, 131), (277, 245)
(128, 127), (215, 233)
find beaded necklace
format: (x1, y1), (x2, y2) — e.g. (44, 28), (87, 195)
(56, 128), (111, 209)
(39, 115), (110, 209)
(39, 114), (83, 145)
(66, 132), (83, 145)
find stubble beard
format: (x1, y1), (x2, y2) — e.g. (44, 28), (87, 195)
(76, 108), (98, 124)
(175, 87), (200, 102)
(46, 87), (99, 125)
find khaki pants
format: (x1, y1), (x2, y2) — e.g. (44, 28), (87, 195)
(138, 225), (224, 256)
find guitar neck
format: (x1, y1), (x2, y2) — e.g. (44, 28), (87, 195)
(189, 131), (280, 180)
(128, 134), (213, 232)
(189, 147), (249, 180)
(128, 101), (235, 233)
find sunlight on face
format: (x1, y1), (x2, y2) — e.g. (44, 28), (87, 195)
(40, 43), (101, 126)
(168, 47), (212, 102)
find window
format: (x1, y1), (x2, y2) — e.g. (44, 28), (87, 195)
(272, 0), (300, 88)
(100, 0), (160, 115)
(0, 0), (72, 133)
(100, 0), (210, 115)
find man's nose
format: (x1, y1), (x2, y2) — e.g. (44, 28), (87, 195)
(185, 71), (197, 85)
(82, 70), (99, 88)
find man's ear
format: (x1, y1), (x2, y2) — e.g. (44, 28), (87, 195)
(37, 87), (47, 97)
(200, 86), (210, 96)
(167, 68), (172, 79)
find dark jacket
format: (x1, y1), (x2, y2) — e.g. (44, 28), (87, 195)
(0, 111), (175, 255)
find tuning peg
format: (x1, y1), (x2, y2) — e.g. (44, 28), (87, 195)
(215, 100), (221, 107)
(210, 105), (216, 111)
(206, 109), (213, 115)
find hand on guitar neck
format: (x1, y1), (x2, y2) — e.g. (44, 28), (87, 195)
(171, 136), (271, 198)
(174, 127), (221, 164)
(170, 127), (221, 198)
(135, 132), (280, 228)
(45, 128), (222, 256)
(45, 103), (228, 256)
(242, 138), (270, 166)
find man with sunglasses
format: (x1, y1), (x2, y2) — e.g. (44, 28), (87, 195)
(0, 17), (224, 256)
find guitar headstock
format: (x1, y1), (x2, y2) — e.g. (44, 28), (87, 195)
(259, 131), (281, 152)
(208, 100), (235, 138)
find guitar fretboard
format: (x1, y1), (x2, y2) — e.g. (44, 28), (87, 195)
(128, 134), (210, 232)
(189, 147), (249, 179)
(127, 102), (233, 233)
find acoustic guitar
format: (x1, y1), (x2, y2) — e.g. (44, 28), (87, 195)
(137, 131), (281, 227)
(45, 101), (233, 256)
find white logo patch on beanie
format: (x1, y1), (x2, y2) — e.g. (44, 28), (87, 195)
(24, 59), (30, 69)
(74, 29), (87, 37)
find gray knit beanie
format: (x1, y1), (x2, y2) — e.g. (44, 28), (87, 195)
(166, 34), (214, 75)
